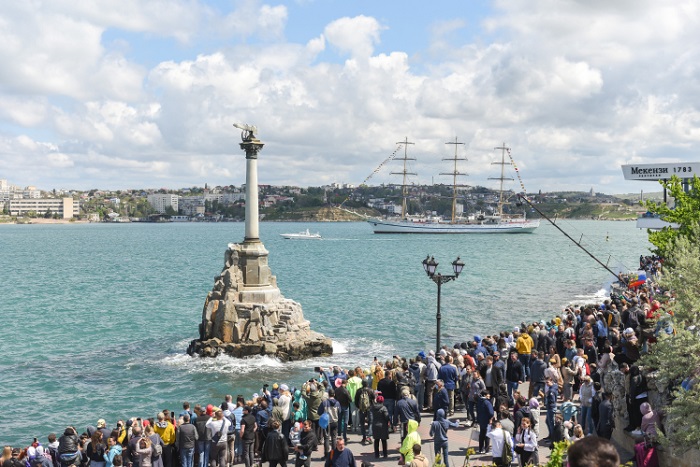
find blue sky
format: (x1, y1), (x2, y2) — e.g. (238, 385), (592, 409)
(1, 0), (699, 194)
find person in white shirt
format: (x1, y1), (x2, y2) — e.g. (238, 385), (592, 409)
(487, 420), (513, 467)
(205, 408), (231, 467)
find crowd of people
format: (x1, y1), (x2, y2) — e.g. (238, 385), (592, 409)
(2, 254), (670, 467)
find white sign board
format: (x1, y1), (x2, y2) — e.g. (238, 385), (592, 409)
(621, 163), (700, 181)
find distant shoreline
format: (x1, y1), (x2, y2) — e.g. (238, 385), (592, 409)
(0, 217), (638, 225)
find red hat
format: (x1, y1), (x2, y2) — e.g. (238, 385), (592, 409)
(206, 404), (214, 416)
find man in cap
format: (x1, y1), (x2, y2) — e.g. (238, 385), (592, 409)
(205, 407), (230, 467)
(195, 405), (212, 467)
(97, 419), (110, 442)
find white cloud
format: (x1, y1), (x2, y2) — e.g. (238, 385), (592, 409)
(1, 1), (700, 193)
(323, 15), (384, 59)
(0, 96), (49, 127)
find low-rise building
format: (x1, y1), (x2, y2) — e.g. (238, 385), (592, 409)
(8, 197), (79, 218)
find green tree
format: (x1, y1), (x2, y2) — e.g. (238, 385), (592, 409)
(639, 223), (700, 451)
(644, 175), (700, 259)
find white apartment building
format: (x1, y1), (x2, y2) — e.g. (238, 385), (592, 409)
(8, 197), (79, 219)
(147, 194), (179, 214)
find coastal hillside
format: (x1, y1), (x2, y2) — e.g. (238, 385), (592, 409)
(263, 206), (378, 222)
(261, 202), (639, 222)
(531, 201), (640, 221)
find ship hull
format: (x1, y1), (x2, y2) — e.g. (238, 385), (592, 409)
(369, 218), (539, 234)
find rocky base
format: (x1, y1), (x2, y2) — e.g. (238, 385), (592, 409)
(187, 332), (333, 362)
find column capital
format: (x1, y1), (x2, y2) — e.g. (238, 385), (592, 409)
(240, 139), (264, 159)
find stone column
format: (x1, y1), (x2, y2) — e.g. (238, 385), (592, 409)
(187, 124), (332, 361)
(240, 136), (264, 242)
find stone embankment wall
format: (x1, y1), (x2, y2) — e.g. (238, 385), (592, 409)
(611, 383), (700, 467)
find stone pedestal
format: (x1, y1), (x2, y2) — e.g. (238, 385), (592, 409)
(187, 240), (333, 361)
(188, 125), (332, 361)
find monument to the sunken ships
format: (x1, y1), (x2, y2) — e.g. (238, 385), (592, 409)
(187, 124), (333, 361)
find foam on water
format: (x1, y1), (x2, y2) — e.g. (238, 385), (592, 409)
(332, 340), (348, 354)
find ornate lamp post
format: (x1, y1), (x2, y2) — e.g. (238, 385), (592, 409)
(422, 255), (465, 351)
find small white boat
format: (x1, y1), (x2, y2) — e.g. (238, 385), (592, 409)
(280, 229), (322, 240)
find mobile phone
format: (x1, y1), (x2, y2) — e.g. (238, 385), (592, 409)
(314, 366), (321, 372)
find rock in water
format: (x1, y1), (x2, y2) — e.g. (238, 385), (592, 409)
(188, 241), (332, 361)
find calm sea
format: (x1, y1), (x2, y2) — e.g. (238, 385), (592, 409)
(0, 220), (649, 445)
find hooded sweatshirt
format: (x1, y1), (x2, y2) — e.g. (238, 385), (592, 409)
(293, 390), (308, 420)
(640, 402), (659, 438)
(429, 409), (459, 447)
(154, 421), (175, 445)
(399, 420), (421, 464)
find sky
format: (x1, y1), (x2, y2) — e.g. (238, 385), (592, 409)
(1, 0), (699, 194)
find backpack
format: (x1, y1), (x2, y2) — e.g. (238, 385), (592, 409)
(501, 432), (513, 466)
(626, 308), (641, 330)
(609, 311), (621, 329)
(48, 446), (60, 467)
(225, 412), (237, 437)
(326, 402), (339, 425)
(358, 390), (371, 413)
(152, 443), (162, 459)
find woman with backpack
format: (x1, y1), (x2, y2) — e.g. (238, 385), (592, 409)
(143, 426), (164, 467)
(134, 437), (153, 467)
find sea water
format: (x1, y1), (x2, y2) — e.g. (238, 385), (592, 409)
(0, 220), (649, 444)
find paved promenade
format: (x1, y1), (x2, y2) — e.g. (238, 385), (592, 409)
(301, 382), (633, 466)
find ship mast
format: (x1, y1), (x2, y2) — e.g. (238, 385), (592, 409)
(441, 137), (468, 223)
(490, 143), (514, 217)
(390, 137), (416, 220)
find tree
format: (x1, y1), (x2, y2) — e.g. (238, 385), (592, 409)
(640, 222), (700, 452)
(644, 175), (700, 259)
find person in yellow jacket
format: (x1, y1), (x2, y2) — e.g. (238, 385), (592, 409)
(515, 330), (534, 380)
(154, 412), (176, 467)
(399, 419), (421, 464)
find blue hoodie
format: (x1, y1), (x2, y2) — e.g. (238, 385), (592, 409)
(429, 409), (459, 446)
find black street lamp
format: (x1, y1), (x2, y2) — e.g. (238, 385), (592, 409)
(422, 255), (465, 351)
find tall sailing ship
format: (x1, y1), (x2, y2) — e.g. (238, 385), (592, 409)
(368, 140), (540, 234)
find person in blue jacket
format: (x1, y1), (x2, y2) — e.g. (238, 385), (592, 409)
(476, 390), (494, 454)
(429, 409), (459, 465)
